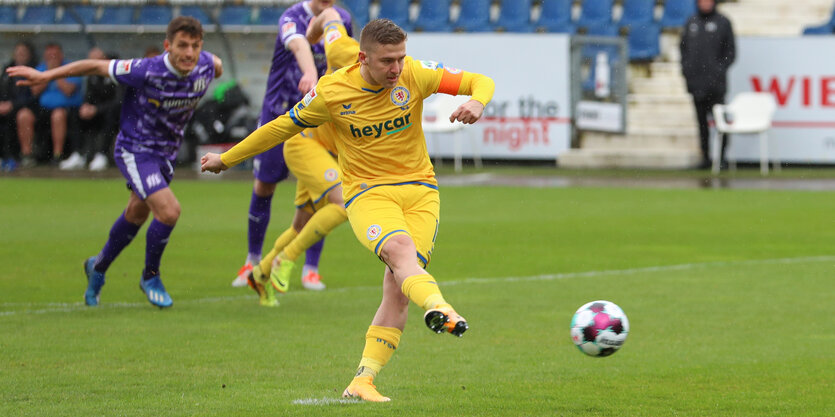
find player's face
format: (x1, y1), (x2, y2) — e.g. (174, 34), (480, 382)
(164, 31), (203, 74)
(310, 0), (335, 15)
(360, 41), (407, 88)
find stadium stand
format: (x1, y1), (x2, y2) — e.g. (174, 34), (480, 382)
(493, 0), (534, 33)
(576, 0), (614, 29)
(618, 0), (657, 29)
(98, 6), (135, 25)
(536, 0), (576, 33)
(804, 5), (835, 34)
(626, 22), (661, 61)
(454, 0), (493, 32)
(377, 0), (414, 31)
(136, 5), (173, 26)
(0, 6), (16, 24)
(218, 6), (253, 26)
(659, 0), (695, 29)
(413, 0), (453, 32)
(342, 0), (371, 29)
(22, 5), (57, 25)
(179, 6), (213, 25)
(58, 6), (99, 25)
(254, 6), (285, 25)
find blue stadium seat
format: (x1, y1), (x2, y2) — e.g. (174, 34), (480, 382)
(576, 0), (613, 29)
(627, 22), (660, 60)
(136, 5), (173, 25)
(342, 0), (370, 29)
(255, 7), (285, 25)
(218, 6), (252, 25)
(180, 6), (213, 25)
(659, 0), (695, 29)
(99, 6), (135, 25)
(618, 0), (655, 28)
(377, 0), (413, 30)
(0, 6), (17, 24)
(58, 6), (98, 25)
(803, 24), (834, 35)
(493, 0), (534, 33)
(455, 0), (492, 32)
(536, 0), (575, 33)
(22, 6), (57, 25)
(414, 0), (452, 32)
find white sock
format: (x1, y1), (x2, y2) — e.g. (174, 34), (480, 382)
(246, 253), (261, 266)
(302, 264), (318, 277)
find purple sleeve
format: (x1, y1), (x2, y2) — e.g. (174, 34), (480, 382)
(279, 13), (306, 48)
(108, 58), (146, 88)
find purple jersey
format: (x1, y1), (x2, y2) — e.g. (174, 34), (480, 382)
(259, 1), (352, 124)
(108, 51), (216, 161)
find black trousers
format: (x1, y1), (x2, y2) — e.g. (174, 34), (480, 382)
(693, 95), (728, 165)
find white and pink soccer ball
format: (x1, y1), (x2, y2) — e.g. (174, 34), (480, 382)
(570, 300), (629, 357)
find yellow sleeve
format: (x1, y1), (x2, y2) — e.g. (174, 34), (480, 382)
(410, 57), (496, 106)
(221, 85), (333, 168)
(323, 21), (359, 73)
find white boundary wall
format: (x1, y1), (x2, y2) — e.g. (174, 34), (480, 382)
(729, 37), (835, 163)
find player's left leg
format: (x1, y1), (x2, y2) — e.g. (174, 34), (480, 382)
(343, 266), (407, 402)
(140, 187), (179, 309)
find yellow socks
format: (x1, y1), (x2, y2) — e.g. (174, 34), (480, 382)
(401, 274), (448, 311)
(354, 325), (402, 379)
(284, 204), (347, 260)
(259, 227), (298, 275)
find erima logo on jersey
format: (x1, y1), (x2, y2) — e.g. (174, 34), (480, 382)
(349, 113), (412, 138)
(340, 103), (356, 115)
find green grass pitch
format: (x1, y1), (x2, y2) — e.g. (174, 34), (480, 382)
(1, 176), (833, 416)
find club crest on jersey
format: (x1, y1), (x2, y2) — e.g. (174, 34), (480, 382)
(390, 86), (410, 107)
(115, 60), (132, 75)
(324, 168), (338, 182)
(367, 224), (382, 241)
(281, 21), (297, 35)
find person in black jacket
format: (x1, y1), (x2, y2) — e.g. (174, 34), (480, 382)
(60, 47), (122, 171)
(680, 0), (736, 169)
(0, 41), (38, 171)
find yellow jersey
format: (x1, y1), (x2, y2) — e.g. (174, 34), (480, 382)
(222, 55), (495, 201)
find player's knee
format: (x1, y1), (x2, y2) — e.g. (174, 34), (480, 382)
(157, 203), (181, 225)
(253, 179), (276, 196)
(326, 186), (344, 206)
(380, 235), (416, 264)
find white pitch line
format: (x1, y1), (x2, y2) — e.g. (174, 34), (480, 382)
(291, 397), (362, 405)
(1, 255), (831, 318)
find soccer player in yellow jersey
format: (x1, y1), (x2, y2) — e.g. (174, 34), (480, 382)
(201, 18), (495, 402)
(249, 9), (360, 301)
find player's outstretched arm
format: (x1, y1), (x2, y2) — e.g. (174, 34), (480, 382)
(447, 71), (495, 124)
(7, 59), (110, 87)
(450, 100), (485, 124)
(288, 37), (318, 93)
(201, 153), (228, 173)
(306, 8), (342, 43)
(212, 54), (224, 79)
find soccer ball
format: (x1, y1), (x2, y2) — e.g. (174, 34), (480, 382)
(570, 300), (629, 357)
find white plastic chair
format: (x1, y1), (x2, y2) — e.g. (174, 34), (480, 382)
(422, 94), (482, 172)
(711, 92), (778, 175)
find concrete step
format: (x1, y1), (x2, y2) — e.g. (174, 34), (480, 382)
(630, 77), (688, 95)
(558, 148), (701, 169)
(628, 93), (692, 106)
(628, 112), (695, 128)
(582, 131), (699, 150)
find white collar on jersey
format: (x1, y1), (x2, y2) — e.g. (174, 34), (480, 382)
(163, 52), (194, 78)
(302, 1), (313, 18)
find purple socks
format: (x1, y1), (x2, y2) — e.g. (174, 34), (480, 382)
(143, 219), (174, 279)
(248, 191), (272, 259)
(94, 213), (141, 273)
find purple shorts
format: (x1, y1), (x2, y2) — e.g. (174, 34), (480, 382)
(114, 147), (174, 200)
(252, 115), (290, 183)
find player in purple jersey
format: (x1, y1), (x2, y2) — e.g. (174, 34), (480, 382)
(233, 0), (354, 290)
(7, 17), (223, 309)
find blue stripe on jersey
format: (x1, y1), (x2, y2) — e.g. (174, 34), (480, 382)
(362, 87), (385, 94)
(416, 251), (428, 267)
(344, 181), (440, 208)
(375, 229), (409, 255)
(289, 108), (316, 128)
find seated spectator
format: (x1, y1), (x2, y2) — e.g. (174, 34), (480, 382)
(0, 41), (38, 170)
(32, 42), (83, 165)
(60, 47), (122, 171)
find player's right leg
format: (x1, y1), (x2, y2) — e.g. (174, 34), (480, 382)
(84, 191), (148, 306)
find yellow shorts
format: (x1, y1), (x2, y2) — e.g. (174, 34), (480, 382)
(345, 184), (440, 268)
(284, 131), (341, 212)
